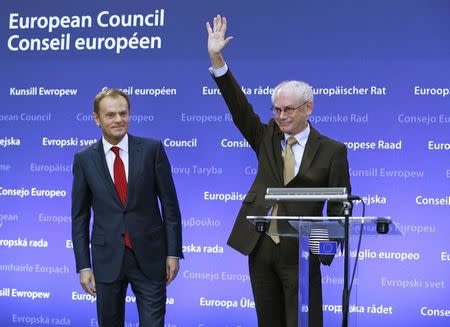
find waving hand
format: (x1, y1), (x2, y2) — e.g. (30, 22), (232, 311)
(206, 15), (233, 68)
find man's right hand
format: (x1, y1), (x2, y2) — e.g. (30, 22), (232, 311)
(206, 15), (233, 69)
(80, 269), (96, 296)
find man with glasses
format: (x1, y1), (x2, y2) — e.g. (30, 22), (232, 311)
(207, 15), (351, 327)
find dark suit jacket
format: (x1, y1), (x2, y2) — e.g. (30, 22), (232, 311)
(71, 134), (183, 283)
(213, 70), (351, 321)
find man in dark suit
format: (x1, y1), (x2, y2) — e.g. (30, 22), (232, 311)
(206, 16), (351, 327)
(71, 88), (183, 327)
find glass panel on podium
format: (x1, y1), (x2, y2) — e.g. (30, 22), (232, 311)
(247, 216), (402, 327)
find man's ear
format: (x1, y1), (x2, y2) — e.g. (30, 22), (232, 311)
(93, 112), (100, 126)
(306, 101), (314, 116)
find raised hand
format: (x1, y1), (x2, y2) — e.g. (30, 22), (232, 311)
(206, 15), (233, 68)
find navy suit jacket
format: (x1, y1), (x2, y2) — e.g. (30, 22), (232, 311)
(71, 134), (183, 283)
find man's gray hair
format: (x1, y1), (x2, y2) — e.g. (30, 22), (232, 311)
(271, 80), (314, 104)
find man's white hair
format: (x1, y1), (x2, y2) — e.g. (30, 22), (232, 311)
(271, 80), (314, 104)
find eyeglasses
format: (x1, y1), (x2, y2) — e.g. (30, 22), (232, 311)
(271, 100), (310, 116)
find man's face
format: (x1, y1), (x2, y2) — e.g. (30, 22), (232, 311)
(93, 95), (130, 145)
(273, 88), (313, 136)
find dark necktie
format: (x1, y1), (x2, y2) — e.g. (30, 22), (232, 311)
(111, 146), (132, 248)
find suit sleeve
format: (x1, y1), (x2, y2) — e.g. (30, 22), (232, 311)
(71, 153), (93, 272)
(213, 70), (266, 152)
(327, 144), (352, 217)
(154, 142), (183, 258)
(316, 144), (351, 266)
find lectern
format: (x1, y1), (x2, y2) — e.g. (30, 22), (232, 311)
(247, 188), (402, 327)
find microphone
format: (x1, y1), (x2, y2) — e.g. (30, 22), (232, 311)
(308, 228), (331, 254)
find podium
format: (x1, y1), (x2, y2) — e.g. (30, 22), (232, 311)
(247, 188), (402, 327)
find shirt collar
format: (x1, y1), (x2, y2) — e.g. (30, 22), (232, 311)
(283, 123), (310, 147)
(102, 133), (129, 154)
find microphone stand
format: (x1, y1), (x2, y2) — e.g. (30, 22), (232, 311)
(342, 200), (352, 327)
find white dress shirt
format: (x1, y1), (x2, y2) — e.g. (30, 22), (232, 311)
(282, 125), (310, 176)
(102, 134), (129, 182)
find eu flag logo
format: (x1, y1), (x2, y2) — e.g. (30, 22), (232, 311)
(318, 241), (337, 255)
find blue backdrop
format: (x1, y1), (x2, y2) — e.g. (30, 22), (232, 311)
(1, 1), (449, 326)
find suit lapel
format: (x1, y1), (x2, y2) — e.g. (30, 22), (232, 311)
(92, 139), (122, 206)
(298, 126), (321, 178)
(126, 134), (142, 208)
(263, 121), (284, 186)
(273, 132), (284, 184)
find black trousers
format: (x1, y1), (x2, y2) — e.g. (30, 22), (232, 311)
(95, 247), (166, 327)
(249, 235), (323, 327)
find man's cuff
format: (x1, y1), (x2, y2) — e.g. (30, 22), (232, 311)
(167, 256), (179, 260)
(79, 268), (91, 273)
(209, 62), (228, 77)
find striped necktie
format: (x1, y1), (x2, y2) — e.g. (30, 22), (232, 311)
(269, 136), (298, 243)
